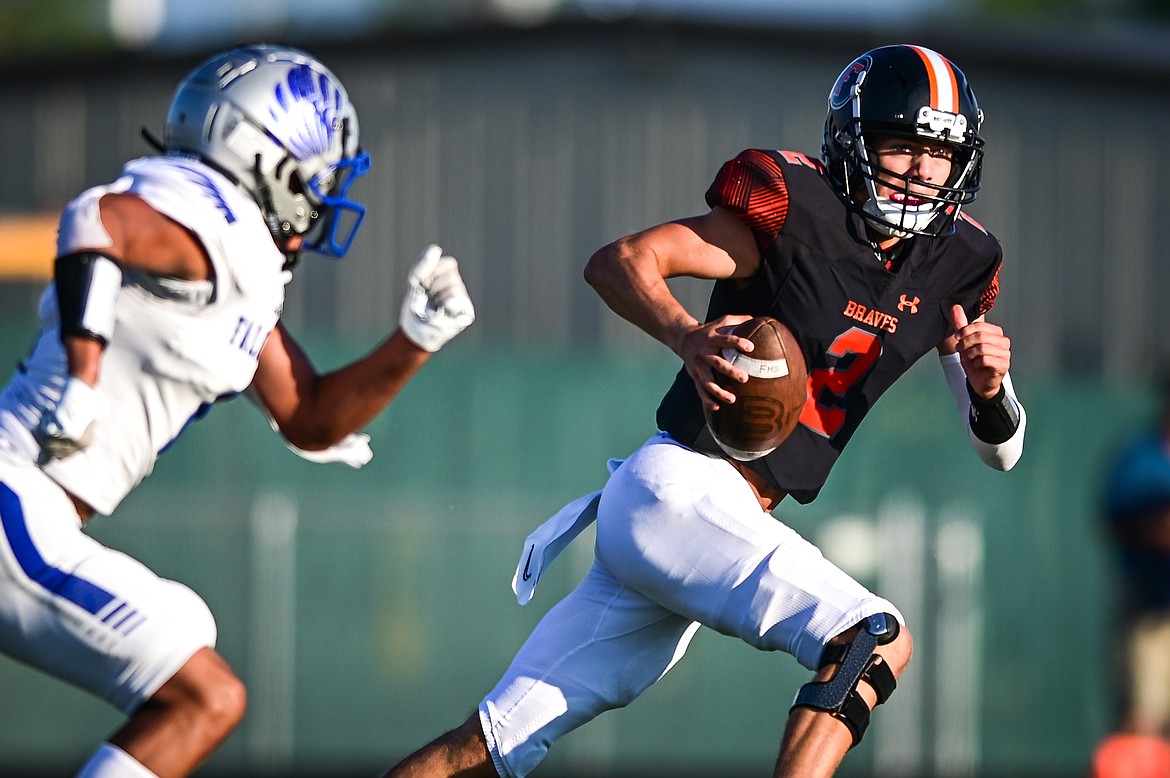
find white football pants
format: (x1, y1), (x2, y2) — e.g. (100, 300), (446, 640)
(0, 450), (216, 714)
(480, 433), (902, 777)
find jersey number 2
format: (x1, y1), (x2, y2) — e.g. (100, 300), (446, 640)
(799, 327), (881, 438)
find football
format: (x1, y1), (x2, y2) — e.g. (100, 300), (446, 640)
(703, 316), (808, 461)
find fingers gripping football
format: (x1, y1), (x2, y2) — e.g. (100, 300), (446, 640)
(680, 314), (755, 409)
(400, 244), (476, 352)
(703, 316), (808, 461)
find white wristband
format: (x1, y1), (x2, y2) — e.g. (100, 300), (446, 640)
(939, 352), (1026, 471)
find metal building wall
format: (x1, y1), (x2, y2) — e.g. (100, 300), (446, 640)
(0, 19), (1165, 777)
(2, 20), (1168, 379)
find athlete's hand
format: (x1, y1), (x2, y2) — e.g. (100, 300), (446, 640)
(34, 377), (108, 462)
(678, 314), (755, 411)
(286, 432), (373, 468)
(400, 244), (476, 352)
(949, 305), (1011, 399)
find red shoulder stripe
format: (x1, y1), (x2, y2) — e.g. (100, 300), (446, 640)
(978, 265), (1000, 316)
(958, 210), (988, 235)
(705, 150), (789, 247)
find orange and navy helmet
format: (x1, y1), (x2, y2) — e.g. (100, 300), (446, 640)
(822, 44), (985, 238)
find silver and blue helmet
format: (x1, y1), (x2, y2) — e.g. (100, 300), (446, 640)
(164, 44), (369, 258)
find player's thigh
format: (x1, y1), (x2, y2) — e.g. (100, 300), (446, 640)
(596, 436), (900, 670)
(480, 560), (699, 778)
(0, 465), (217, 714)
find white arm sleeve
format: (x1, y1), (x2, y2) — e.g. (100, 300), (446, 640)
(939, 351), (1026, 471)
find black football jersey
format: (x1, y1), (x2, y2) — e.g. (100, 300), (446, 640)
(656, 149), (1003, 504)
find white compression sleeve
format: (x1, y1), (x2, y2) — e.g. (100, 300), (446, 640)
(939, 351), (1026, 471)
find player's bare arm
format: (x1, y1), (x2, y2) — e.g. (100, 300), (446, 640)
(36, 194), (216, 464)
(253, 244), (474, 451)
(99, 193), (214, 282)
(250, 323), (431, 452)
(584, 206), (763, 410)
(58, 194), (212, 385)
(57, 193), (208, 384)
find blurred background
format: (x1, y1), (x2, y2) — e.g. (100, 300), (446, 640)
(2, 0), (1170, 776)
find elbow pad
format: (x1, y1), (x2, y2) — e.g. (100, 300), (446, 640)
(55, 251), (123, 346)
(939, 352), (1026, 471)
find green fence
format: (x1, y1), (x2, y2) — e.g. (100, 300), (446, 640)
(0, 335), (1150, 777)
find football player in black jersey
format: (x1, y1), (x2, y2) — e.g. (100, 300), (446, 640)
(385, 44), (1025, 778)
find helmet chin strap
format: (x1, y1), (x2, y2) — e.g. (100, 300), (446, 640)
(140, 126), (165, 153)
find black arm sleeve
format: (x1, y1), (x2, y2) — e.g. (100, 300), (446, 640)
(966, 381), (1021, 444)
(54, 251), (123, 346)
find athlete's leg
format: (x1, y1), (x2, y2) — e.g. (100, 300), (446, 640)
(389, 433), (908, 778)
(382, 716), (494, 778)
(596, 437), (902, 663)
(387, 559), (698, 778)
(594, 435), (911, 775)
(102, 647), (247, 777)
(0, 462), (243, 777)
(73, 649), (245, 778)
(774, 618), (913, 778)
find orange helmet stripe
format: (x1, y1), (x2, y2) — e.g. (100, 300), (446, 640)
(909, 45), (960, 113)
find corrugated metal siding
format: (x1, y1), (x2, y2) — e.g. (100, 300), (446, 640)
(2, 21), (1169, 377)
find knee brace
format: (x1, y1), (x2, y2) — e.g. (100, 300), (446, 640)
(790, 612), (900, 746)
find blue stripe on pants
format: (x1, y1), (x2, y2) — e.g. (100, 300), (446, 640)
(0, 481), (132, 623)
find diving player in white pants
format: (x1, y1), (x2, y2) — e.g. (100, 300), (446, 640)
(0, 45), (474, 778)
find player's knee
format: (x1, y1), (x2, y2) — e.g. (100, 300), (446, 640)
(873, 620), (913, 679)
(185, 650), (247, 734)
(200, 665), (247, 734)
(168, 585), (243, 731)
(827, 614), (912, 678)
(791, 612), (906, 747)
(155, 648), (247, 736)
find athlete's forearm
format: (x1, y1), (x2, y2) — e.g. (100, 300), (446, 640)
(584, 240), (698, 357)
(254, 325), (430, 451)
(62, 334), (104, 386)
(938, 351), (1026, 470)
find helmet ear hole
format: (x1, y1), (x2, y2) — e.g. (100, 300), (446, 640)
(288, 170), (307, 198)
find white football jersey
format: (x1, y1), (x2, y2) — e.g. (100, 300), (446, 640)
(0, 155), (290, 515)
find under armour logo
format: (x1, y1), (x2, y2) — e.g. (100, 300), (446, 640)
(897, 294), (920, 314)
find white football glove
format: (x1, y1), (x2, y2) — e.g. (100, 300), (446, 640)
(286, 433), (374, 469)
(259, 407), (374, 469)
(35, 377), (108, 462)
(399, 244), (475, 352)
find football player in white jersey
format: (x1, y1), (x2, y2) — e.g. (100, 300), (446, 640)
(0, 45), (474, 778)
